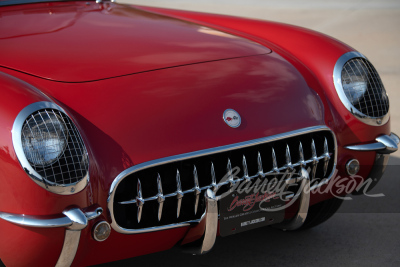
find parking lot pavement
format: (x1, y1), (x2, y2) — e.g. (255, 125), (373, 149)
(100, 1), (400, 266)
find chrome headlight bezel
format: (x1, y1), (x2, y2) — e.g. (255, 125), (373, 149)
(12, 102), (89, 195)
(333, 51), (390, 126)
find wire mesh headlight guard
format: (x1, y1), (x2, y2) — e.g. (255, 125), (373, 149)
(333, 51), (390, 126)
(12, 102), (89, 195)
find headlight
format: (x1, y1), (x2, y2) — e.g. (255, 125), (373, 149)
(12, 102), (89, 195)
(21, 111), (68, 166)
(333, 51), (389, 126)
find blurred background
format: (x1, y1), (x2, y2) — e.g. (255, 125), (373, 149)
(101, 1), (400, 266)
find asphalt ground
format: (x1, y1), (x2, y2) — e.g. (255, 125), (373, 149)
(98, 1), (400, 266)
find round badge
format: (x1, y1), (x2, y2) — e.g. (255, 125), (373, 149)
(223, 109), (241, 128)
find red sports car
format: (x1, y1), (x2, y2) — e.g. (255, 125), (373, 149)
(0, 0), (398, 266)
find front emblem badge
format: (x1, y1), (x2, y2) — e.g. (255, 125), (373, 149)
(223, 109), (241, 128)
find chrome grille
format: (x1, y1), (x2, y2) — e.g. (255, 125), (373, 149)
(342, 58), (389, 118)
(21, 109), (88, 185)
(110, 127), (336, 233)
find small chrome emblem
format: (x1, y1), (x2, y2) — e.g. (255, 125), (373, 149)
(223, 109), (241, 128)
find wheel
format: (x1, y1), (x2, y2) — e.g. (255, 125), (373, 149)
(298, 197), (344, 230)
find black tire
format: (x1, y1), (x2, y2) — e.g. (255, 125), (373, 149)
(298, 197), (344, 230)
(0, 259), (5, 267)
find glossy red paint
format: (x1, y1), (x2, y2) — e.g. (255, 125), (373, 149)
(0, 2), (269, 82)
(134, 5), (391, 145)
(74, 222), (189, 266)
(0, 1), (393, 266)
(0, 221), (65, 267)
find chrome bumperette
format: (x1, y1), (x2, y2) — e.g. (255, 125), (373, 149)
(108, 125), (337, 235)
(12, 101), (89, 195)
(56, 230), (82, 267)
(333, 51), (390, 126)
(0, 206), (102, 267)
(181, 189), (218, 255)
(345, 133), (399, 154)
(274, 167), (310, 231)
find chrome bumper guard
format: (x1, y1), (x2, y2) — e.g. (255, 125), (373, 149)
(183, 167), (311, 254)
(346, 133), (399, 194)
(0, 206), (102, 267)
(345, 133), (399, 154)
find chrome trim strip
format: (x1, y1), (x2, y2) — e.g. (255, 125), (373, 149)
(108, 125), (337, 234)
(333, 51), (390, 126)
(345, 133), (399, 154)
(11, 101), (89, 195)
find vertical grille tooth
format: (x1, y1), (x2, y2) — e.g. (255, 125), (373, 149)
(156, 174), (165, 221)
(193, 165), (201, 215)
(323, 137), (330, 176)
(257, 152), (264, 178)
(285, 144), (293, 170)
(242, 155), (250, 181)
(136, 179), (144, 223)
(311, 139), (318, 179)
(176, 170), (183, 219)
(299, 142), (305, 167)
(272, 148), (279, 173)
(227, 158), (235, 187)
(210, 162), (218, 192)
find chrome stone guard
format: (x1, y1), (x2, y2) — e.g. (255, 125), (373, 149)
(0, 206), (102, 267)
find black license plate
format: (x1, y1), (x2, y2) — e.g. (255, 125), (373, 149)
(219, 190), (286, 236)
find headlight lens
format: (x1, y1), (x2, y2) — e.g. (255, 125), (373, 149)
(22, 111), (67, 166)
(333, 52), (389, 126)
(342, 75), (367, 106)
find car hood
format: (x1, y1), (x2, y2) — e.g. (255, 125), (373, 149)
(28, 52), (325, 188)
(0, 1), (270, 82)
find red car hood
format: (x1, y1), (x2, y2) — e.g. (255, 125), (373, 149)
(0, 1), (270, 82)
